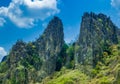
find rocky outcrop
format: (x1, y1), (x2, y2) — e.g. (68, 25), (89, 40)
(1, 12), (120, 84)
(75, 12), (118, 67)
(0, 16), (64, 83)
(34, 16), (64, 79)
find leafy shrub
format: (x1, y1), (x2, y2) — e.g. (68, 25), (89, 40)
(99, 76), (111, 84)
(91, 69), (98, 77)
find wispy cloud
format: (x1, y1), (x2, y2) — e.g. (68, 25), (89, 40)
(0, 0), (59, 28)
(111, 0), (120, 27)
(0, 47), (7, 62)
(111, 0), (120, 11)
(0, 18), (6, 26)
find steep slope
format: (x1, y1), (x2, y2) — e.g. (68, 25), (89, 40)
(41, 44), (120, 84)
(1, 12), (120, 84)
(0, 16), (64, 84)
(41, 68), (89, 84)
(35, 16), (64, 75)
(75, 12), (118, 67)
(40, 13), (120, 84)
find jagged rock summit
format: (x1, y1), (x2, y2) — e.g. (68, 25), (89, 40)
(34, 16), (64, 76)
(1, 12), (120, 84)
(0, 16), (64, 84)
(75, 12), (118, 67)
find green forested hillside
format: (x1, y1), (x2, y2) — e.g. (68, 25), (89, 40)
(41, 44), (120, 84)
(0, 13), (120, 84)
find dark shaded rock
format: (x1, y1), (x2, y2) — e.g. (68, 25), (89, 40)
(1, 56), (7, 62)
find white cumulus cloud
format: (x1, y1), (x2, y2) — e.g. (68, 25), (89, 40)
(0, 0), (59, 28)
(0, 47), (7, 62)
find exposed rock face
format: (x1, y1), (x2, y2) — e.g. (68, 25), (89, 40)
(9, 40), (27, 67)
(0, 16), (64, 83)
(1, 12), (120, 84)
(35, 16), (64, 77)
(75, 12), (118, 67)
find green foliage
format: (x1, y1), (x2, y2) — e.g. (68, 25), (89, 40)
(91, 69), (98, 77)
(91, 62), (102, 77)
(56, 44), (69, 71)
(11, 77), (16, 84)
(2, 13), (120, 84)
(113, 69), (120, 84)
(56, 57), (62, 71)
(42, 69), (89, 84)
(66, 46), (74, 60)
(21, 42), (43, 70)
(98, 18), (102, 22)
(26, 42), (37, 56)
(66, 45), (75, 69)
(60, 44), (69, 64)
(56, 43), (76, 70)
(74, 45), (80, 52)
(21, 54), (42, 70)
(102, 43), (111, 55)
(99, 76), (111, 84)
(0, 61), (8, 73)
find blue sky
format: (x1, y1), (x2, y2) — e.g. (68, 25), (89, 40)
(0, 0), (120, 61)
